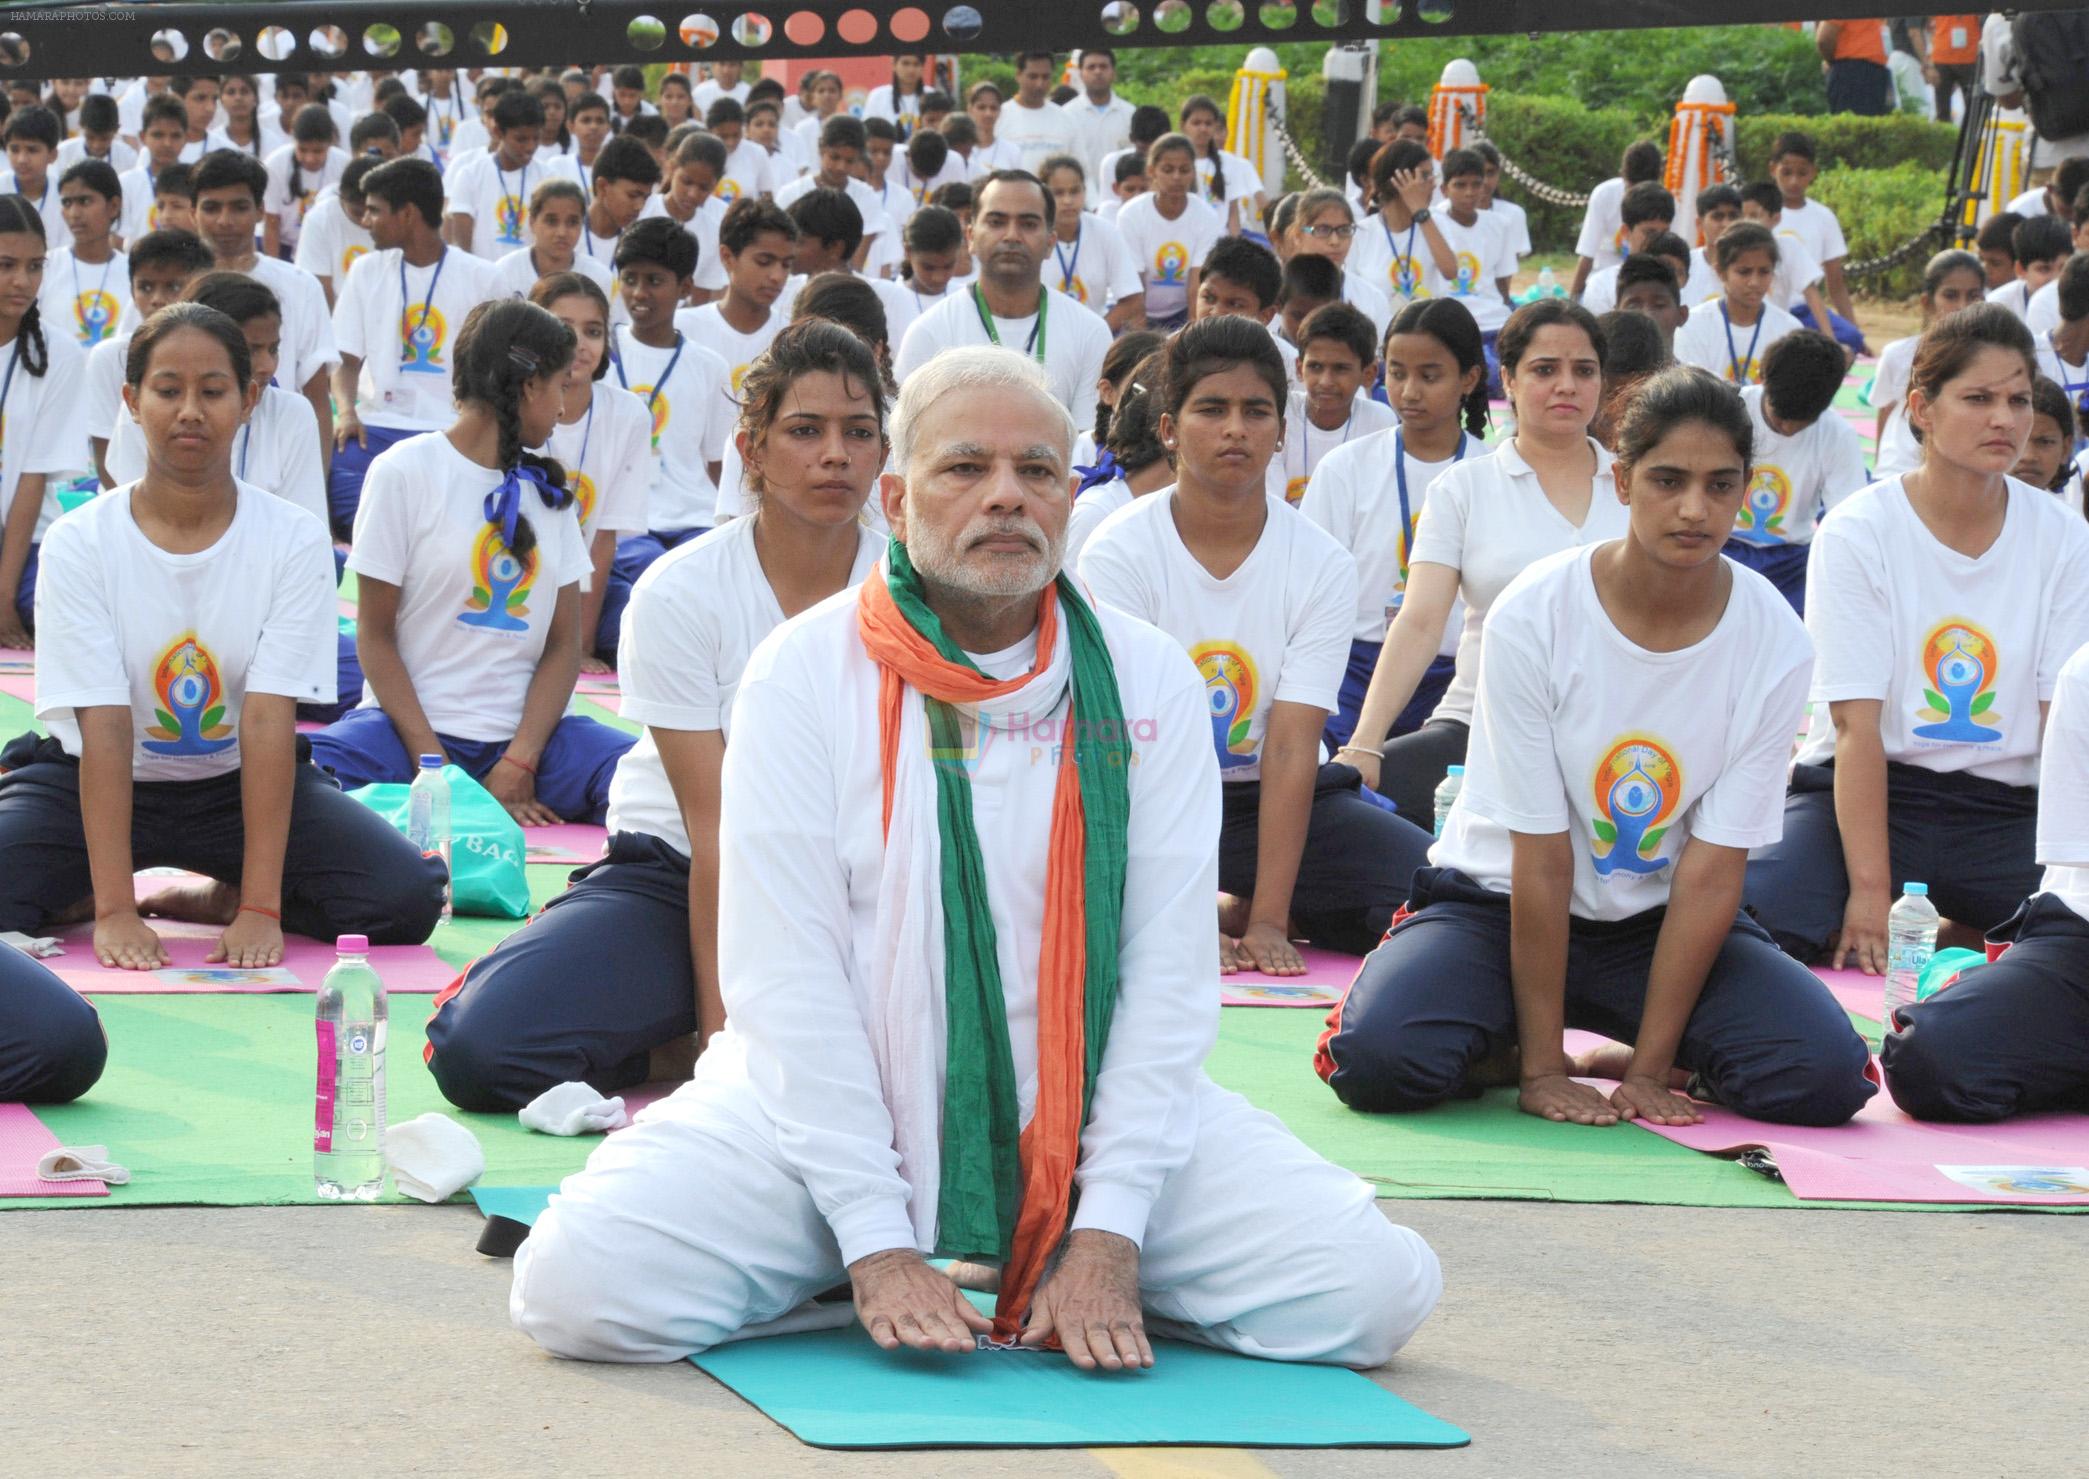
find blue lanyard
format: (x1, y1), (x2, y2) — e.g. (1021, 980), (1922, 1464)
(237, 420), (251, 480)
(1383, 215), (1420, 294)
(1299, 408), (1359, 482)
(400, 247), (447, 345)
(1721, 303), (1765, 385)
(0, 339), (22, 463)
(613, 330), (683, 413)
(575, 157), (589, 197)
(1052, 224), (1082, 295)
(1393, 428), (1469, 586)
(564, 399), (595, 497)
(495, 160), (531, 222)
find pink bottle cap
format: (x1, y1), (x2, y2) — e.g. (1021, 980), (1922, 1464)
(336, 935), (370, 953)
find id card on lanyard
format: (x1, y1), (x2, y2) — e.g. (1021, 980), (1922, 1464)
(1385, 428), (1468, 625)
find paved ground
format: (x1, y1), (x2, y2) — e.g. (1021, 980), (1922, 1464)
(3, 1197), (2077, 1477)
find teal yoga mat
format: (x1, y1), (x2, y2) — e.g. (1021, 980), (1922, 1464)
(470, 1187), (1468, 1451)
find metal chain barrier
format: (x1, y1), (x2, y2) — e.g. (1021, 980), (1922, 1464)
(1843, 221), (1949, 283)
(1455, 102), (1591, 208)
(1270, 98), (1330, 192)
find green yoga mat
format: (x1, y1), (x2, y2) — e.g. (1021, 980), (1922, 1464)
(468, 1187), (1467, 1451)
(3, 995), (603, 1209)
(1201, 1008), (2078, 1213)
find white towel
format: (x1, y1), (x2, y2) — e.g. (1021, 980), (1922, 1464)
(36, 1145), (129, 1184)
(383, 1113), (485, 1202)
(1, 930), (63, 959)
(519, 1080), (630, 1136)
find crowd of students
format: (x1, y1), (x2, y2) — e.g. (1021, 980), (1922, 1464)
(2, 50), (2088, 1196)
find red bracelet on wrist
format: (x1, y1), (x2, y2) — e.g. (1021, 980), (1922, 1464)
(238, 904), (281, 922)
(499, 752), (537, 776)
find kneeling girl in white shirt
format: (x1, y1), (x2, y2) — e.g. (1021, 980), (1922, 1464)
(1320, 367), (1874, 1129)
(424, 321), (889, 1110)
(1745, 304), (2089, 968)
(308, 300), (637, 824)
(0, 303), (444, 970)
(1081, 315), (1435, 975)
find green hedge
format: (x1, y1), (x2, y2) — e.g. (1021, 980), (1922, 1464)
(1805, 161), (1949, 298)
(1734, 111), (1958, 177)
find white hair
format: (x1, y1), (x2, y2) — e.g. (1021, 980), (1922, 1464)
(888, 345), (1076, 475)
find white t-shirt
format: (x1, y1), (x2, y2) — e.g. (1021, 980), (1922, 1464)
(487, 244), (616, 303)
(1045, 213), (1142, 315)
(1409, 437), (1630, 727)
(1870, 335), (1921, 476)
(996, 101), (1080, 175)
(1195, 151), (1262, 209)
(606, 516), (884, 853)
(293, 189), (375, 291)
(1429, 210), (1516, 333)
(540, 384), (654, 550)
(1732, 385), (1870, 548)
(1434, 545), (1813, 921)
(2027, 278), (2063, 338)
(419, 91), (471, 157)
(2035, 329), (2089, 410)
(610, 323), (734, 532)
(1300, 428), (1476, 645)
(1768, 228), (1827, 312)
(0, 174), (67, 245)
(1776, 197), (1849, 267)
(1080, 491), (1356, 784)
(1347, 212), (1444, 313)
(862, 84), (924, 135)
(1574, 177), (1629, 270)
(1798, 475), (2089, 786)
(115, 162), (178, 243)
(1063, 475), (1142, 566)
(1988, 278), (2034, 324)
(2034, 641), (2089, 920)
(1110, 193), (1223, 324)
(712, 140), (774, 209)
(0, 328), (88, 539)
(1340, 270), (1392, 344)
(1268, 393), (1398, 509)
(261, 145), (351, 252)
(34, 480), (336, 780)
(244, 254), (340, 393)
(772, 172), (894, 245)
(879, 275), (969, 351)
(2008, 185), (2054, 218)
(81, 328), (131, 446)
(346, 430), (593, 741)
(444, 154), (579, 260)
(56, 137), (137, 175)
(108, 384), (327, 531)
(332, 246), (503, 431)
(38, 248), (131, 349)
(691, 79), (751, 116)
(673, 300), (785, 397)
(1488, 198), (1533, 259)
(893, 282), (1112, 431)
(1060, 94), (1137, 189)
(1673, 300), (1802, 386)
(205, 121), (288, 161)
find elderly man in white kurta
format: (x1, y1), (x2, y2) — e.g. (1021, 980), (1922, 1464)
(510, 346), (1441, 1372)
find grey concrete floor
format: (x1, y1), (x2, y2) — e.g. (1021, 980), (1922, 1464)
(0, 1198), (2078, 1478)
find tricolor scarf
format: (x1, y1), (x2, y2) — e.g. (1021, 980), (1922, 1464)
(856, 540), (1132, 1338)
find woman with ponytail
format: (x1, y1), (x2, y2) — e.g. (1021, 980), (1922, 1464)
(1064, 347), (1173, 563)
(1179, 94), (1261, 236)
(424, 321), (891, 1111)
(308, 300), (635, 824)
(0, 302), (442, 984)
(1303, 298), (1487, 753)
(0, 191), (87, 649)
(1078, 326), (1163, 468)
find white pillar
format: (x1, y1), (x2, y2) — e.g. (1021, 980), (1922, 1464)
(1667, 74), (1737, 246)
(1228, 46), (1288, 199)
(1427, 58), (1485, 162)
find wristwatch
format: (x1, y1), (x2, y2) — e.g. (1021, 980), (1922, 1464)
(1411, 208), (1432, 226)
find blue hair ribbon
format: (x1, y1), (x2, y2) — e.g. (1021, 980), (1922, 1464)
(1073, 449), (1124, 496)
(482, 463), (569, 550)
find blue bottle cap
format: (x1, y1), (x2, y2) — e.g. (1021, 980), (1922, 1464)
(1903, 882), (1929, 897)
(418, 754), (444, 769)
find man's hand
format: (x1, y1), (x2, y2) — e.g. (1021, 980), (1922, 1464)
(848, 1248), (993, 1354)
(485, 755), (560, 827)
(94, 910), (169, 971)
(1518, 1071), (1620, 1126)
(1019, 1229), (1153, 1372)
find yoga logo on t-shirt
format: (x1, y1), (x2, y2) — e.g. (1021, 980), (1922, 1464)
(1388, 256), (1427, 299)
(1189, 639), (1261, 772)
(729, 362), (752, 395)
(1913, 619), (2001, 744)
(634, 384), (669, 451)
(457, 523), (540, 634)
(495, 193), (525, 244)
(73, 289), (119, 346)
(1590, 735), (1681, 877)
(1452, 251), (1482, 297)
(399, 304), (449, 374)
(716, 178), (744, 203)
(341, 243), (369, 277)
(141, 634), (237, 757)
(1063, 274), (1090, 304)
(1736, 463), (1792, 543)
(569, 469), (598, 527)
(1284, 474), (1309, 507)
(1154, 242), (1189, 286)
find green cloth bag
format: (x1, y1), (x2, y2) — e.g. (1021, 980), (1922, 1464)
(1917, 946), (1987, 1002)
(345, 765), (531, 919)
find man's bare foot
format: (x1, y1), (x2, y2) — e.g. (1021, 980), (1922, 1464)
(1216, 892), (1251, 939)
(1567, 1041), (1690, 1090)
(1937, 919), (1986, 953)
(136, 878), (239, 925)
(1469, 1039), (1521, 1087)
(944, 1260), (1002, 1293)
(52, 893), (96, 927)
(644, 1033), (699, 1083)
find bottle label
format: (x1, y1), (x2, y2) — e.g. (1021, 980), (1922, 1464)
(314, 1019), (337, 1152)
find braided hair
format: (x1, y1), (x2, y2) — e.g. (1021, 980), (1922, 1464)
(285, 104), (338, 224)
(1092, 328), (1164, 448)
(0, 193), (49, 375)
(1102, 350), (1169, 476)
(451, 300), (576, 560)
(1387, 298), (1491, 439)
(1181, 95), (1226, 206)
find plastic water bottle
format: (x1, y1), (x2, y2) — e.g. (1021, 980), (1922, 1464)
(407, 754), (452, 921)
(1537, 265), (1560, 299)
(1884, 882), (1940, 1029)
(1433, 764), (1465, 837)
(315, 935), (388, 1201)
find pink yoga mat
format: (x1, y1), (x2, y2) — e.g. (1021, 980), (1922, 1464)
(1220, 946), (1363, 1006)
(1627, 1077), (2089, 1205)
(523, 822), (607, 866)
(0, 1102), (108, 1197)
(574, 687), (624, 716)
(0, 645), (30, 672)
(0, 670), (33, 701)
(1815, 966), (1886, 1023)
(576, 673), (620, 695)
(43, 919), (453, 995)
